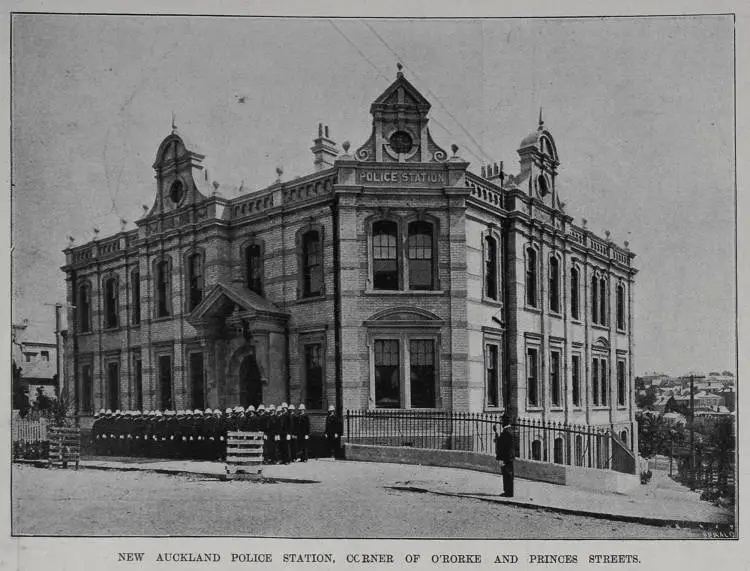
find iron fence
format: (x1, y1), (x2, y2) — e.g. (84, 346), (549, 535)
(345, 409), (635, 473)
(12, 416), (48, 443)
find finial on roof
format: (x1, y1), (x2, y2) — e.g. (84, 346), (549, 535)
(538, 107), (544, 130)
(605, 230), (611, 241)
(212, 181), (220, 195)
(276, 165), (284, 182)
(93, 227), (100, 238)
(67, 236), (75, 246)
(624, 240), (630, 250)
(142, 204), (149, 214)
(397, 62), (404, 76)
(120, 217), (127, 231)
(171, 111), (177, 133)
(451, 144), (459, 156)
(342, 140), (351, 153)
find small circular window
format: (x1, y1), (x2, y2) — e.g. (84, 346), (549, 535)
(169, 180), (184, 204)
(389, 130), (413, 154)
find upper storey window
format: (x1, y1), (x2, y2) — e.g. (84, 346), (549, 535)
(246, 243), (263, 296)
(155, 259), (172, 318)
(302, 230), (323, 297)
(570, 266), (580, 320)
(616, 283), (626, 331)
(484, 235), (498, 300)
(187, 253), (204, 311)
(525, 247), (538, 308)
(78, 283), (92, 332)
(104, 276), (119, 329)
(548, 255), (561, 314)
(373, 221), (399, 291)
(407, 221), (434, 291)
(592, 274), (607, 326)
(131, 269), (141, 325)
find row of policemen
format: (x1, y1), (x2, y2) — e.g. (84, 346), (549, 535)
(90, 403), (331, 463)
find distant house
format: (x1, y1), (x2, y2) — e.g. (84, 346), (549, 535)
(12, 321), (59, 405)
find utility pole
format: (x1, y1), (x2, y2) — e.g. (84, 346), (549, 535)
(689, 374), (695, 489)
(44, 302), (65, 403)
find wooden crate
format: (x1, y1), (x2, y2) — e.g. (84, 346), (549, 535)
(48, 426), (81, 470)
(225, 431), (264, 481)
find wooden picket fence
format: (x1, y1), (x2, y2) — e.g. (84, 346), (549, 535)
(48, 426), (81, 470)
(225, 431), (264, 481)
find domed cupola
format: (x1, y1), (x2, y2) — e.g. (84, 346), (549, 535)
(517, 109), (561, 209)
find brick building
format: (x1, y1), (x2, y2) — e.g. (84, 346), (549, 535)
(62, 69), (638, 446)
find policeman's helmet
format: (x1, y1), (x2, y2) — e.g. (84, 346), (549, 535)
(328, 405), (335, 412)
(225, 407), (233, 415)
(99, 408), (106, 415)
(288, 404), (296, 411)
(247, 405), (256, 413)
(268, 404), (276, 412)
(204, 408), (213, 415)
(93, 410), (100, 418)
(213, 409), (222, 416)
(155, 410), (163, 417)
(194, 409), (203, 416)
(281, 402), (288, 409)
(166, 409), (174, 416)
(235, 406), (245, 414)
(135, 410), (142, 416)
(114, 409), (122, 416)
(299, 404), (306, 411)
(105, 409), (112, 415)
(258, 404), (266, 411)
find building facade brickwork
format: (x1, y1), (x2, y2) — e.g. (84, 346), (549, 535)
(62, 70), (638, 449)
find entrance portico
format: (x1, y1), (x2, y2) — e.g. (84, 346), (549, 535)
(189, 283), (289, 409)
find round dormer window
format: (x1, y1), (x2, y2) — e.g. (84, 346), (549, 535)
(389, 130), (413, 154)
(169, 180), (184, 204)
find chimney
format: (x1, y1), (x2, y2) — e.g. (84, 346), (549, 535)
(311, 123), (339, 171)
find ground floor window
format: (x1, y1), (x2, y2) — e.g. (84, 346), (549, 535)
(485, 343), (500, 408)
(374, 340), (400, 408)
(572, 354), (581, 407)
(133, 357), (143, 411)
(107, 361), (119, 411)
(617, 359), (627, 406)
(158, 355), (173, 410)
(527, 347), (539, 407)
(410, 339), (435, 408)
(80, 364), (93, 414)
(304, 344), (324, 410)
(372, 336), (438, 409)
(189, 352), (204, 410)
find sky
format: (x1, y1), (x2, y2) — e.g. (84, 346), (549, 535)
(11, 14), (735, 376)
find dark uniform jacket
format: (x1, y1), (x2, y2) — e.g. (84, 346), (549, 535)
(325, 413), (342, 438)
(495, 425), (515, 462)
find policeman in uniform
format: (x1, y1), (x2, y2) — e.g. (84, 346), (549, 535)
(287, 404), (298, 461)
(296, 404), (310, 462)
(493, 413), (515, 497)
(324, 405), (342, 459)
(266, 404), (278, 464)
(279, 403), (292, 464)
(92, 409), (104, 455)
(243, 405), (259, 432)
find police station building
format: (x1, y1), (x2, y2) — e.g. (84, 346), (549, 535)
(62, 69), (637, 446)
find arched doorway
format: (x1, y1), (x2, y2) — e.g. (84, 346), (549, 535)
(239, 354), (263, 408)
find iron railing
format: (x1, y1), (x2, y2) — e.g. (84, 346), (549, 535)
(345, 409), (635, 473)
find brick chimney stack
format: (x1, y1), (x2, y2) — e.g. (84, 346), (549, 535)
(311, 123), (339, 171)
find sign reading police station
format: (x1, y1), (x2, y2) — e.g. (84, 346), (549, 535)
(359, 169), (446, 185)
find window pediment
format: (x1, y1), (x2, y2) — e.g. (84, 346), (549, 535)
(364, 307), (444, 328)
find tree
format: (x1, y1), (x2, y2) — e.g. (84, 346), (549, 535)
(636, 386), (658, 410)
(12, 360), (30, 417)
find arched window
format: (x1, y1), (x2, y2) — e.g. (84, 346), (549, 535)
(408, 221), (433, 290)
(599, 277), (607, 326)
(570, 266), (580, 319)
(484, 235), (498, 300)
(548, 256), (560, 313)
(553, 437), (564, 464)
(155, 259), (172, 318)
(616, 283), (626, 330)
(246, 243), (263, 295)
(538, 175), (549, 197)
(372, 221), (398, 290)
(531, 440), (542, 461)
(187, 253), (204, 311)
(591, 274), (599, 324)
(104, 276), (118, 329)
(78, 283), (91, 332)
(526, 247), (538, 307)
(302, 230), (322, 297)
(620, 429), (629, 446)
(131, 269), (140, 325)
(575, 435), (584, 466)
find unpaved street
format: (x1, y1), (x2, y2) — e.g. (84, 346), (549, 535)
(12, 463), (702, 538)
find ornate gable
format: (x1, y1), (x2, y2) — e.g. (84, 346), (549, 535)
(356, 65), (447, 164)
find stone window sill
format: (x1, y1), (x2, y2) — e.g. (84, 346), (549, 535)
(364, 290), (445, 296)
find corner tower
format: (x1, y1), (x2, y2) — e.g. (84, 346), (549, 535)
(516, 109), (562, 210)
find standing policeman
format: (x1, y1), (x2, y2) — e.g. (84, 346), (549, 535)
(324, 405), (342, 459)
(296, 404), (310, 462)
(493, 414), (515, 497)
